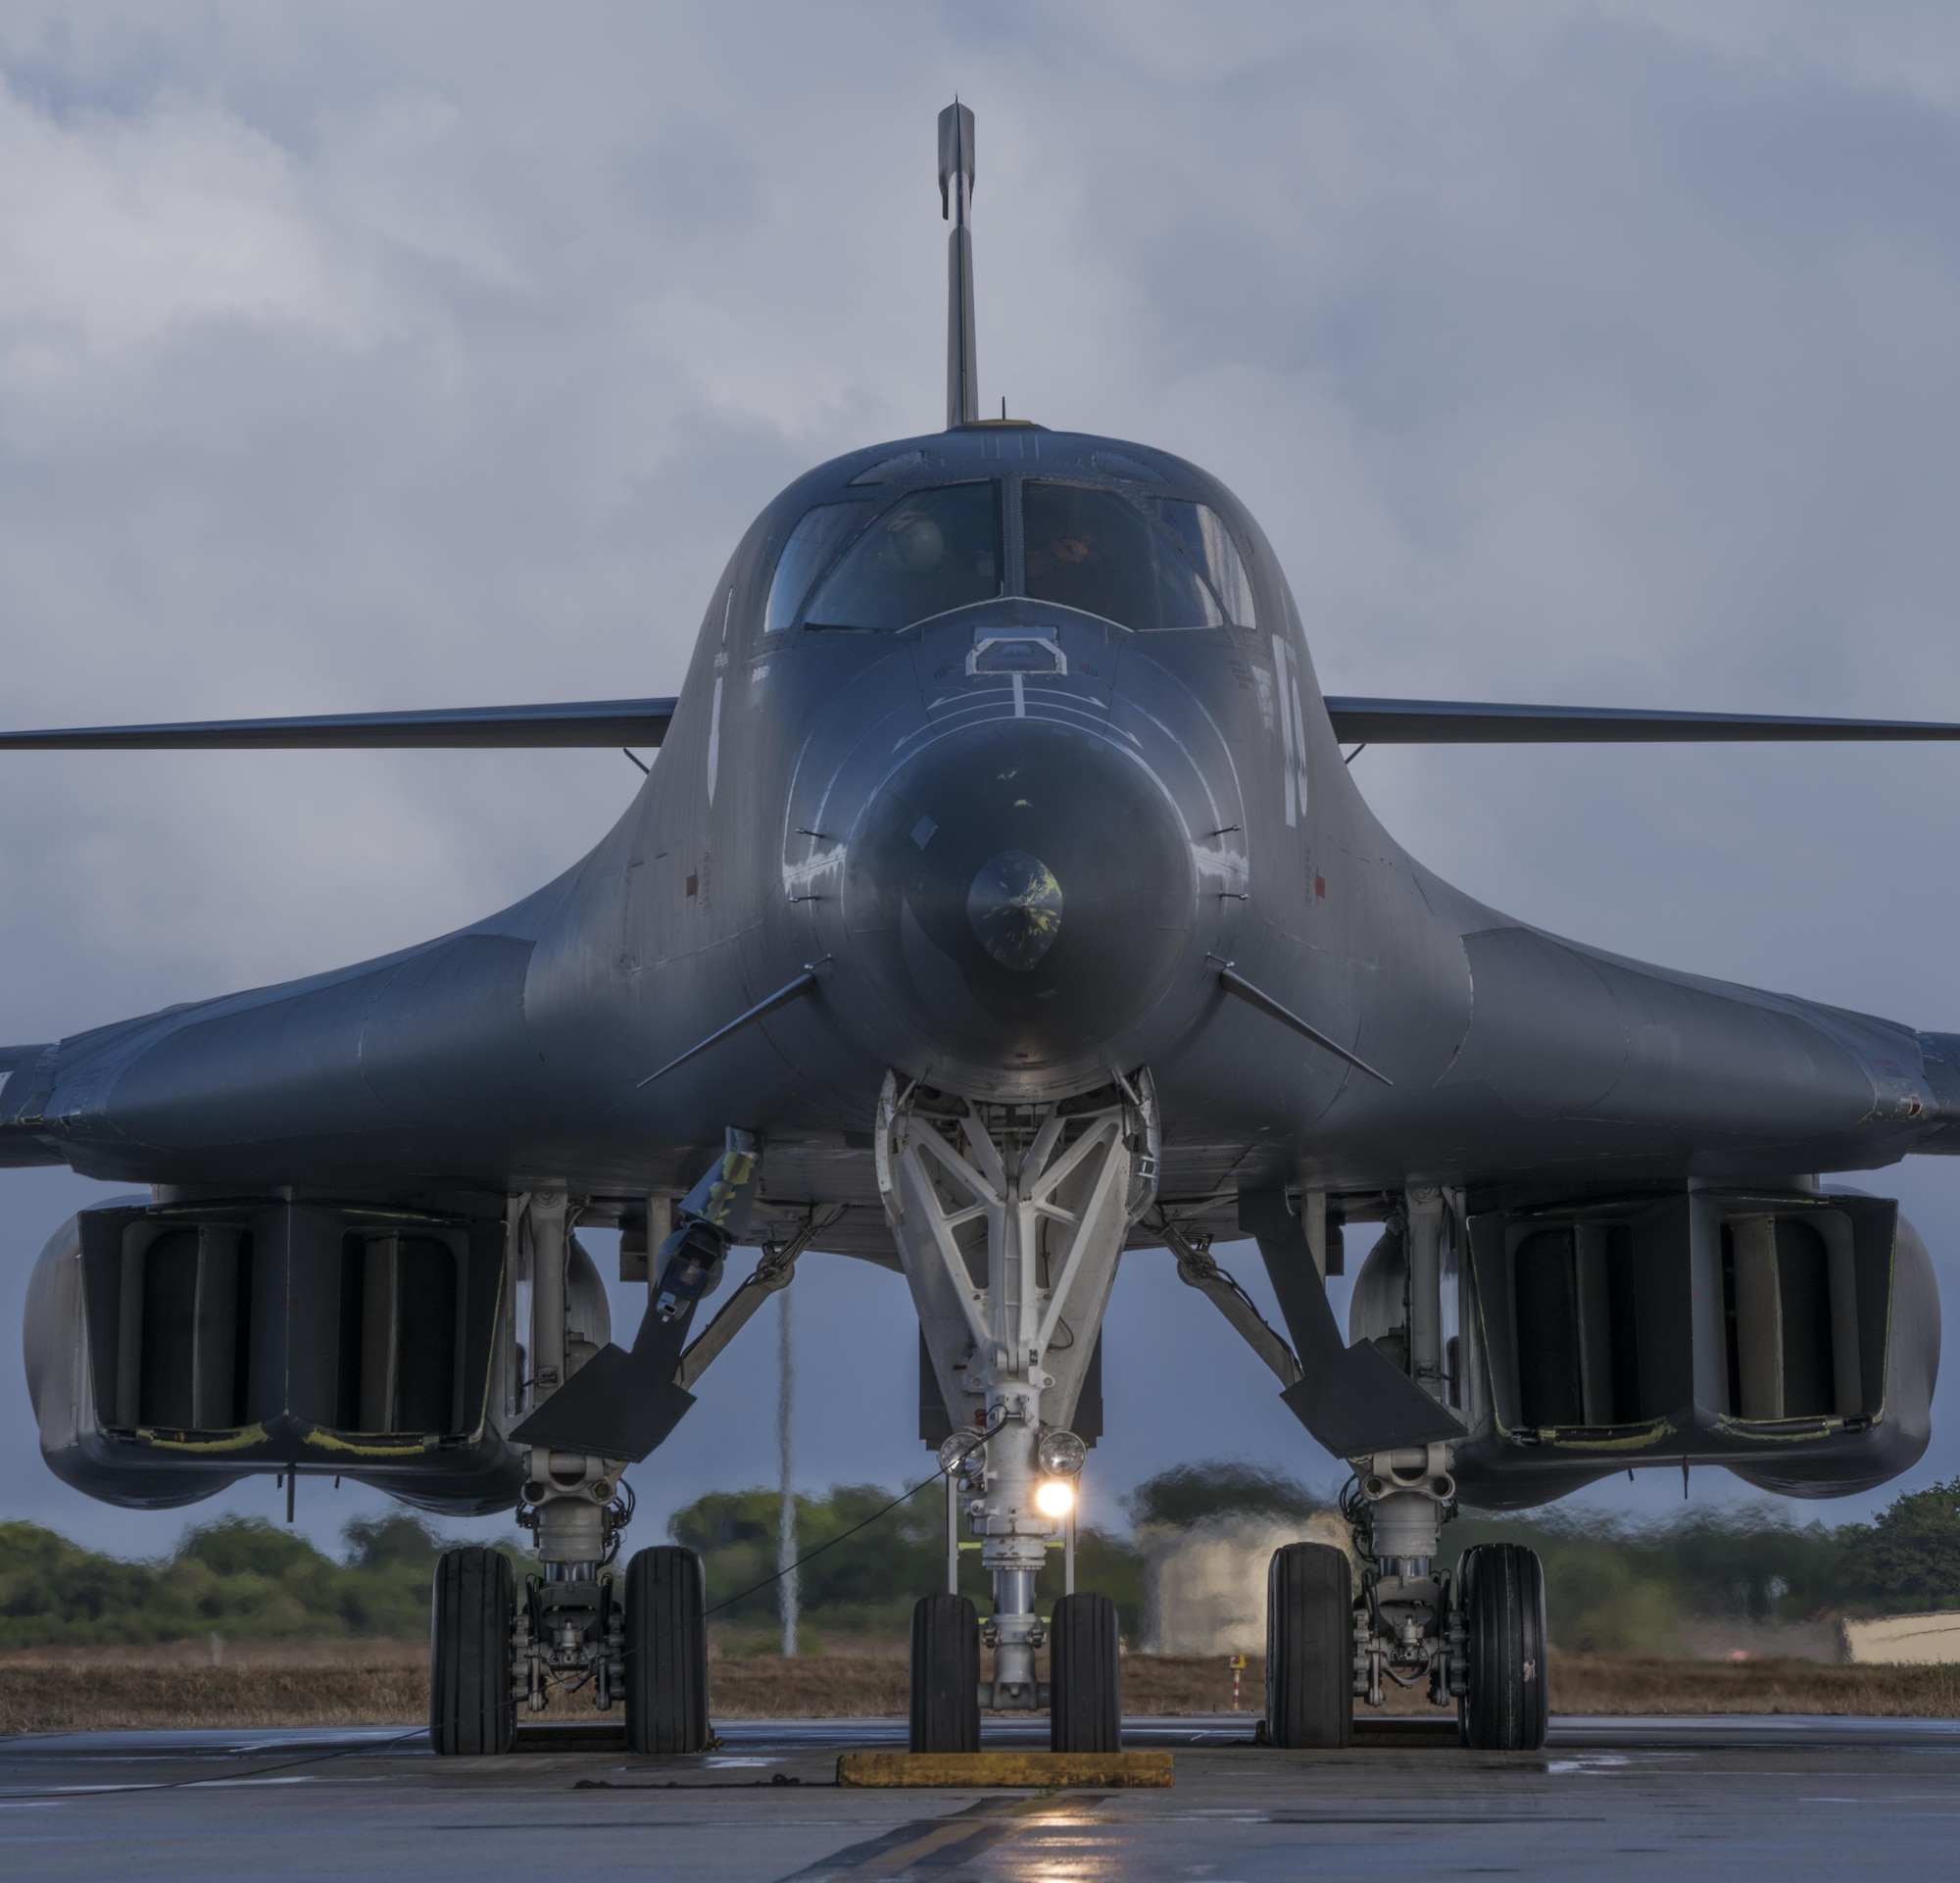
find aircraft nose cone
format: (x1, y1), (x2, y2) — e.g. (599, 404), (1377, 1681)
(842, 721), (1196, 1077)
(966, 849), (1064, 970)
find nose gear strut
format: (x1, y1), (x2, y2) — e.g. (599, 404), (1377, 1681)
(879, 1068), (1157, 1743)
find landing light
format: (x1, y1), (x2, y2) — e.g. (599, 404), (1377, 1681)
(1037, 1429), (1086, 1478)
(1035, 1477), (1075, 1519)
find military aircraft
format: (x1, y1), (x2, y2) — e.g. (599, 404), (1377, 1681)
(3, 103), (1955, 1758)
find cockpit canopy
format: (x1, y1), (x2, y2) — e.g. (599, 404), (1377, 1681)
(809, 482), (1001, 631)
(762, 466), (1257, 638)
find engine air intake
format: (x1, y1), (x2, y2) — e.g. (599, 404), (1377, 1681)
(25, 1199), (524, 1512)
(1448, 1186), (1936, 1506)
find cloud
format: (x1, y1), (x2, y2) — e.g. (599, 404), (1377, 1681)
(0, 79), (410, 404)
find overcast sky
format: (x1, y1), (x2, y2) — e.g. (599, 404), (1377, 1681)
(5, 2), (1960, 1561)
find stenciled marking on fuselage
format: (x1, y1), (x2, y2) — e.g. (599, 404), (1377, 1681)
(780, 844), (842, 901)
(1249, 662), (1276, 740)
(1270, 632), (1312, 828)
(707, 674), (723, 807)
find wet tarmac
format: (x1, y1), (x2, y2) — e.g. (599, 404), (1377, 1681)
(1, 1711), (1953, 1879)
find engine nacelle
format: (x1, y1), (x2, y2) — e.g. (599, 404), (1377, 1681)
(1412, 1186), (1938, 1508)
(24, 1197), (607, 1514)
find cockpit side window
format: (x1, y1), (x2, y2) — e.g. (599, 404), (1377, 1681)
(764, 502), (875, 633)
(805, 481), (1002, 630)
(1022, 481), (1223, 631)
(1154, 500), (1257, 628)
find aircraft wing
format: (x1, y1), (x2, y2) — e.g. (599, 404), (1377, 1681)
(5, 692), (1953, 752)
(1323, 697), (1960, 744)
(0, 698), (677, 751)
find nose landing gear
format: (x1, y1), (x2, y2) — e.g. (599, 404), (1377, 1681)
(880, 1069), (1155, 1755)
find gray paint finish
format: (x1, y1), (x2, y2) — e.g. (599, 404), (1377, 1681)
(2, 422), (1953, 1210)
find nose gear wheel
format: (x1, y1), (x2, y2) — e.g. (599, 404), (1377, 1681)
(909, 1592), (981, 1754)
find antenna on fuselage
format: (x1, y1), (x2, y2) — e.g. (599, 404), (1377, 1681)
(939, 100), (978, 429)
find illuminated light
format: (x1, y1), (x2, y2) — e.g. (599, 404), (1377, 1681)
(1035, 1477), (1075, 1519)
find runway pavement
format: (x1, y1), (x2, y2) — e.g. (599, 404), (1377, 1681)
(1, 1712), (1954, 1879)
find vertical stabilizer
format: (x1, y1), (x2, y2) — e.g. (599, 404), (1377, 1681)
(939, 102), (978, 429)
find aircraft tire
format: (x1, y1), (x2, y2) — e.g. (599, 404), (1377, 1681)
(429, 1547), (516, 1757)
(908, 1593), (980, 1753)
(1265, 1541), (1353, 1749)
(623, 1545), (710, 1755)
(1049, 1591), (1122, 1751)
(1457, 1542), (1548, 1751)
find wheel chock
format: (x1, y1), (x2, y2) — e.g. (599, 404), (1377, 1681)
(836, 1751), (1173, 1788)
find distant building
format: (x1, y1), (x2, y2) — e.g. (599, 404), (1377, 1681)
(1138, 1512), (1355, 1656)
(1841, 1610), (1960, 1664)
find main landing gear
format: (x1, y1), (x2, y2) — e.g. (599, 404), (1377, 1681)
(1355, 1451), (1546, 1751)
(429, 1536), (710, 1756)
(881, 1071), (1155, 1754)
(429, 1191), (714, 1758)
(1164, 1185), (1548, 1753)
(1256, 1451), (1545, 1753)
(428, 1471), (712, 1756)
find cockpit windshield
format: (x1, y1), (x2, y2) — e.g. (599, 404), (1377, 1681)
(1022, 481), (1223, 631)
(764, 501), (873, 633)
(805, 481), (1002, 630)
(770, 473), (1253, 636)
(1154, 500), (1256, 628)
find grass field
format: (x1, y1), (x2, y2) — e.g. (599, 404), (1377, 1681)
(6, 1648), (1960, 1735)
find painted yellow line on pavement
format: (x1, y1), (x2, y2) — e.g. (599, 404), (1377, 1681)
(836, 1750), (1172, 1788)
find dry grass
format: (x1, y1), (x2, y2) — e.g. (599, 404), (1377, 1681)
(0, 1651), (1257, 1733)
(711, 1654), (908, 1717)
(1548, 1653), (1960, 1716)
(9, 1646), (1960, 1736)
(0, 1638), (428, 1671)
(0, 1663), (429, 1735)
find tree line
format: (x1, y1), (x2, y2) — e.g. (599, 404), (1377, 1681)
(3, 1464), (1957, 1651)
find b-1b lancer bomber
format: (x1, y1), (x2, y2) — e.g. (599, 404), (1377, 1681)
(3, 105), (1955, 1758)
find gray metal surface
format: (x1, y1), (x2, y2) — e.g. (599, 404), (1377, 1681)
(12, 690), (1960, 749)
(1321, 695), (1960, 742)
(939, 101), (978, 430)
(2, 1715), (1955, 1879)
(0, 697), (676, 749)
(9, 417), (1957, 1203)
